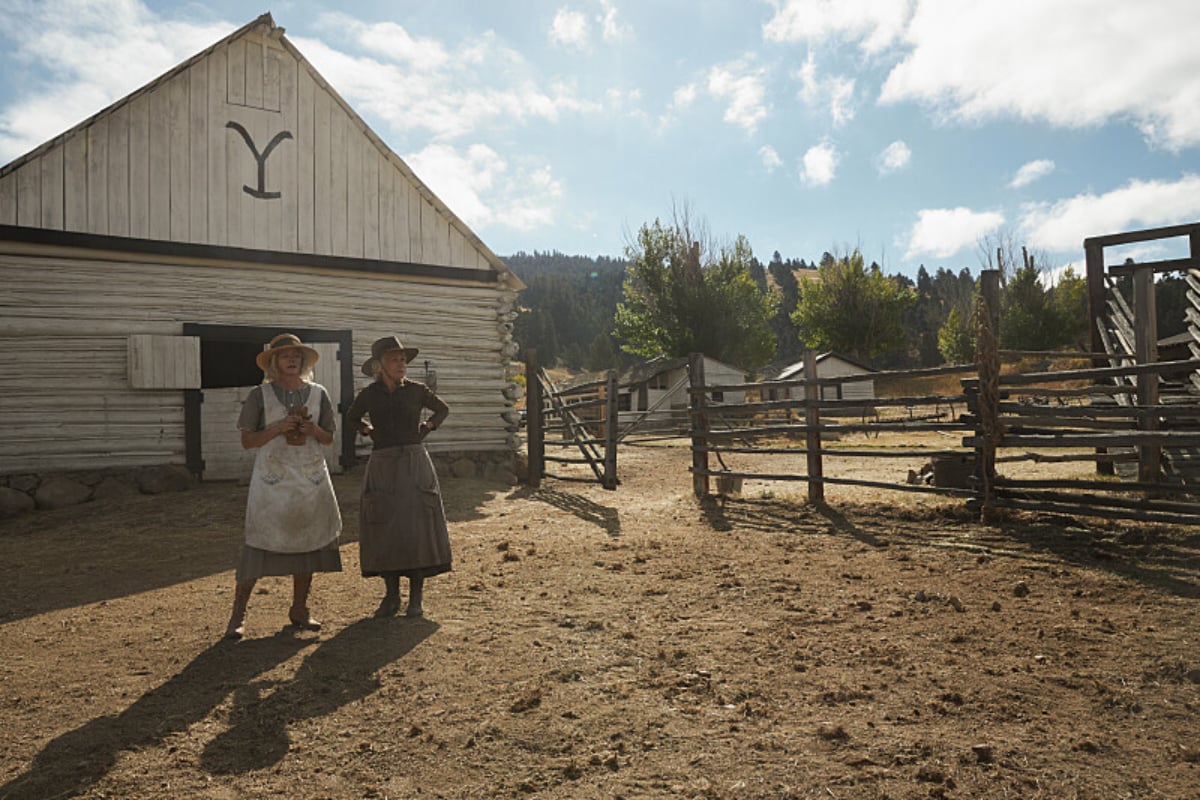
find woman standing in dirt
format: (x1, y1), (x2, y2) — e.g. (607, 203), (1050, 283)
(224, 333), (343, 640)
(345, 335), (451, 619)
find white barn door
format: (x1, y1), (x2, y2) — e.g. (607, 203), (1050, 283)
(310, 342), (343, 474)
(200, 341), (343, 481)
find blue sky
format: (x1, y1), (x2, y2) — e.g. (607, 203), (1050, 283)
(2, 0), (1199, 278)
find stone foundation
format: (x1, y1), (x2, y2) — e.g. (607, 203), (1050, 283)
(0, 449), (519, 518)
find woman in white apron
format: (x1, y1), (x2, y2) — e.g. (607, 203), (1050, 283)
(224, 333), (343, 640)
(345, 336), (450, 619)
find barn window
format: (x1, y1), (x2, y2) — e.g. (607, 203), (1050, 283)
(618, 393), (631, 412)
(201, 339), (267, 388)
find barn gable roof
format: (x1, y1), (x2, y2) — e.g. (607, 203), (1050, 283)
(775, 352), (875, 381)
(0, 13), (522, 288)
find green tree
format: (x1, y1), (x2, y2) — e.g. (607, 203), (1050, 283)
(937, 307), (975, 364)
(613, 211), (777, 371)
(791, 250), (916, 362)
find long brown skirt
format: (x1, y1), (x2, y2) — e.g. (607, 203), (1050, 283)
(359, 444), (452, 578)
(235, 542), (343, 582)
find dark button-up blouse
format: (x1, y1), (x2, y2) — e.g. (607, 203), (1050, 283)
(345, 380), (449, 448)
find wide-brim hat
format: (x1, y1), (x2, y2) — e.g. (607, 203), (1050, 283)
(362, 335), (419, 377)
(256, 333), (320, 372)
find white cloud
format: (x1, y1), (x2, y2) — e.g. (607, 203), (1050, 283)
(1019, 173), (1200, 252)
(549, 8), (590, 49)
(880, 0), (1200, 150)
(760, 145), (783, 172)
(793, 54), (856, 127)
(800, 141), (838, 186)
(0, 1), (231, 160)
(707, 59), (769, 134)
(877, 140), (911, 175)
(763, 0), (914, 55)
(344, 18), (449, 68)
(293, 33), (601, 141)
(599, 0), (630, 42)
(405, 142), (562, 233)
(1010, 159), (1055, 188)
(906, 207), (1005, 259)
(672, 83), (698, 110)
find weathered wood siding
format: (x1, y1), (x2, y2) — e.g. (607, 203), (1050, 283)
(0, 29), (499, 275)
(0, 252), (518, 475)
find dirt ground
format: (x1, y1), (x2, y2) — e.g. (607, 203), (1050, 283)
(1, 436), (1198, 799)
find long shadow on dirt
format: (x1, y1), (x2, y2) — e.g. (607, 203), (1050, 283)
(0, 635), (309, 800)
(700, 495), (1200, 599)
(201, 617), (437, 774)
(507, 486), (621, 537)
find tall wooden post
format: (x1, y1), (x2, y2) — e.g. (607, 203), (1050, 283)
(1133, 266), (1161, 484)
(977, 270), (1001, 522)
(603, 369), (619, 490)
(525, 349), (543, 488)
(1084, 239), (1114, 475)
(803, 349), (824, 504)
(689, 352), (709, 498)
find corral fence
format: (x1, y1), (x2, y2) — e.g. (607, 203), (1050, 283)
(524, 348), (619, 490)
(689, 270), (1200, 525)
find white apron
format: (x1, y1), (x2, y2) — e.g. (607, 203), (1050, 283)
(243, 382), (342, 553)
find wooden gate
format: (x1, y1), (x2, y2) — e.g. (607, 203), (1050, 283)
(524, 350), (619, 490)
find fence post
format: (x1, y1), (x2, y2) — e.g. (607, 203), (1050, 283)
(1085, 240), (1115, 475)
(603, 369), (619, 490)
(525, 349), (543, 488)
(976, 270), (1001, 522)
(803, 349), (824, 504)
(689, 352), (709, 498)
(1133, 266), (1161, 484)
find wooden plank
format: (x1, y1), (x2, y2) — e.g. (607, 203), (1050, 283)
(277, 47), (299, 251)
(168, 74), (190, 240)
(205, 48), (228, 246)
(127, 94), (151, 238)
(362, 142), (380, 259)
(329, 108), (349, 255)
(39, 144), (64, 230)
(85, 116), (108, 233)
(0, 170), (15, 225)
(11, 160), (40, 227)
(420, 199), (441, 264)
(448, 226), (467, 268)
(148, 86), (171, 239)
(227, 37), (246, 106)
(188, 62), (208, 244)
(393, 164), (412, 261)
(312, 86), (332, 255)
(346, 133), (365, 257)
(106, 104), (130, 237)
(245, 38), (264, 109)
(296, 65), (315, 253)
(377, 151), (395, 260)
(127, 334), (201, 388)
(264, 44), (281, 112)
(407, 179), (422, 262)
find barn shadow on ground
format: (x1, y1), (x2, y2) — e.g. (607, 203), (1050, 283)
(700, 495), (1200, 599)
(0, 470), (510, 623)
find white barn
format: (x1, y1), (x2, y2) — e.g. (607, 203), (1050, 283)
(769, 353), (876, 403)
(616, 355), (749, 429)
(0, 14), (524, 490)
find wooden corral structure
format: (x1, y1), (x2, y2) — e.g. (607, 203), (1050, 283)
(688, 269), (1200, 525)
(1084, 222), (1200, 482)
(0, 14), (524, 484)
